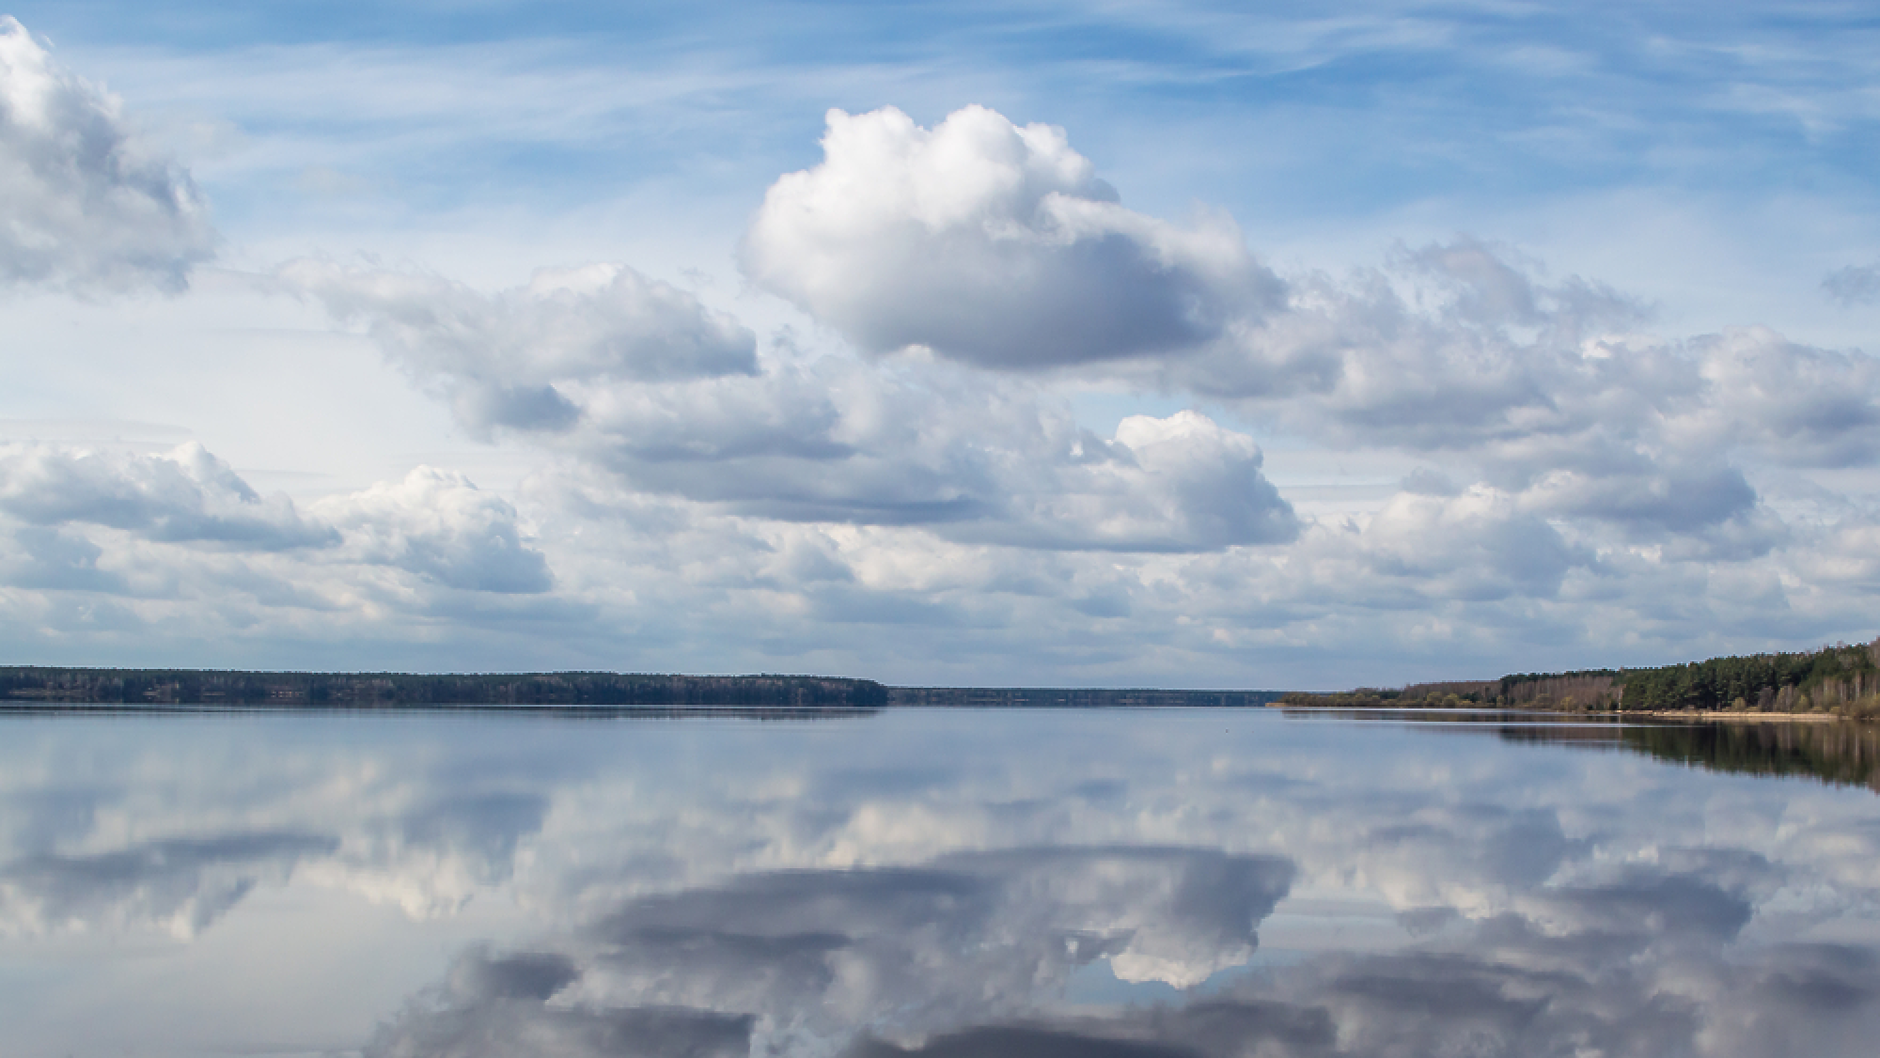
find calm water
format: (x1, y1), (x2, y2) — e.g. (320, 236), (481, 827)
(3, 707), (1878, 1057)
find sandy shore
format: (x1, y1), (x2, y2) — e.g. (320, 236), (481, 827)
(1645, 710), (1845, 723)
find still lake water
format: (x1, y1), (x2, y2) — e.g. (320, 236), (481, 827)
(2, 706), (1878, 1058)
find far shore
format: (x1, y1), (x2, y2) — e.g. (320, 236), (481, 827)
(1272, 701), (1858, 723)
(1643, 709), (1844, 723)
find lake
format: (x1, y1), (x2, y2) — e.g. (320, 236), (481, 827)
(2, 706), (1878, 1057)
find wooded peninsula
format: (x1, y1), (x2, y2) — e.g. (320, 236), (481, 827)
(1283, 637), (1880, 719)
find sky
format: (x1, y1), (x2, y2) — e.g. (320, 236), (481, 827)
(1, 1), (1879, 687)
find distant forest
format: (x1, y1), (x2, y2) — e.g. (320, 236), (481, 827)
(0, 667), (890, 709)
(1282, 638), (1880, 718)
(0, 668), (1280, 711)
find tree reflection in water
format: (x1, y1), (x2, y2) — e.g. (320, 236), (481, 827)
(1498, 717), (1880, 793)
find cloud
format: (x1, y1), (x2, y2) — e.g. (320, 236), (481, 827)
(1823, 263), (1880, 306)
(314, 467), (552, 594)
(1687, 327), (1880, 468)
(364, 827), (1880, 1058)
(0, 526), (124, 592)
(1351, 487), (1585, 602)
(742, 105), (1280, 369)
(991, 411), (1296, 551)
(0, 17), (214, 292)
(733, 110), (1877, 577)
(368, 990), (754, 1058)
(282, 260), (758, 435)
(1197, 238), (1667, 442)
(370, 847), (1296, 1055)
(587, 381), (1297, 549)
(0, 442), (336, 550)
(286, 265), (1301, 549)
(848, 1026), (1212, 1058)
(0, 831), (338, 938)
(0, 442), (556, 640)
(12, 675), (1880, 1050)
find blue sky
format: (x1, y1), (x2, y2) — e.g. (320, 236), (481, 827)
(2, 2), (1879, 686)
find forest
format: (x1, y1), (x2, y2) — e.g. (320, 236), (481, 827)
(1281, 637), (1880, 718)
(0, 667), (890, 708)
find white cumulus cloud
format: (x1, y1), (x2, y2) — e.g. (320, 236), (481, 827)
(0, 17), (214, 292)
(314, 467), (552, 594)
(742, 105), (1279, 369)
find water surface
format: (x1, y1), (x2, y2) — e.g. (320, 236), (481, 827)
(2, 707), (1877, 1057)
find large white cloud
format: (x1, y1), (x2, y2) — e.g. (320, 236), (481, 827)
(742, 105), (1280, 369)
(0, 17), (214, 291)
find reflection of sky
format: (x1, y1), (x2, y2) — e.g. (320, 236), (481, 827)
(1, 709), (1878, 1056)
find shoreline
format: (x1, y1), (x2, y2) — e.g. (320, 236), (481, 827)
(1273, 702), (1862, 724)
(1642, 709), (1845, 723)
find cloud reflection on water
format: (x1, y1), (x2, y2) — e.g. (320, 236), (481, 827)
(1, 831), (338, 937)
(367, 842), (1880, 1058)
(2, 710), (1879, 1056)
(371, 847), (1294, 1058)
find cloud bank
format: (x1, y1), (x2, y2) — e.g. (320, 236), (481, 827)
(3, 22), (1880, 682)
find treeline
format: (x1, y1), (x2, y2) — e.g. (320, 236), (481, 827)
(1277, 670), (1619, 711)
(888, 687), (1284, 708)
(1618, 640), (1880, 716)
(0, 667), (890, 708)
(1281, 637), (1880, 717)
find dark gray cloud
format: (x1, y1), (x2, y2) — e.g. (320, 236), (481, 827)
(0, 17), (214, 292)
